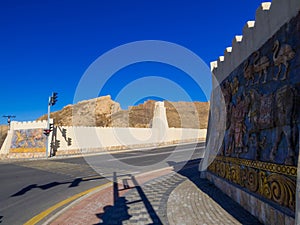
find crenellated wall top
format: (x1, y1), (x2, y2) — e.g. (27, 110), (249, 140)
(10, 119), (53, 130)
(210, 0), (300, 82)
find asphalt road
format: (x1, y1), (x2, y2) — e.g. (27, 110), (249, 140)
(0, 142), (205, 225)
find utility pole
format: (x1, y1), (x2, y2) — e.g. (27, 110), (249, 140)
(44, 92), (58, 158)
(3, 115), (16, 129)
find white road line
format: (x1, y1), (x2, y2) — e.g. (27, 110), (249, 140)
(107, 147), (205, 161)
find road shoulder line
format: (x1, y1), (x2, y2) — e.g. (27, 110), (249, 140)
(24, 182), (112, 225)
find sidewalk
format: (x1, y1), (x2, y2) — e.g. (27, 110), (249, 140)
(47, 165), (262, 225)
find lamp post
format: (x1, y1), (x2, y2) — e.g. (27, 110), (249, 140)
(3, 115), (16, 129)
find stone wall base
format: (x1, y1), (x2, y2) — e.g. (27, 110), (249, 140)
(206, 172), (295, 225)
(0, 138), (204, 159)
(0, 152), (45, 159)
(54, 138), (204, 156)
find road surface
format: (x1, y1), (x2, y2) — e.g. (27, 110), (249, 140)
(0, 142), (205, 225)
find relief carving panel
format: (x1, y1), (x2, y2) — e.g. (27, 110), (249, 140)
(208, 12), (300, 213)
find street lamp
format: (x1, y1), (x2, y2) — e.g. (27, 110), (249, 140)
(3, 115), (16, 129)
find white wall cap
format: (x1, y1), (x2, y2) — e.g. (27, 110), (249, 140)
(225, 47), (232, 53)
(246, 21), (255, 28)
(234, 35), (243, 42)
(261, 2), (272, 10)
(210, 61), (218, 71)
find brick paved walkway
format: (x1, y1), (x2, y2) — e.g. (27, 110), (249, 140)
(49, 165), (262, 225)
(168, 180), (245, 225)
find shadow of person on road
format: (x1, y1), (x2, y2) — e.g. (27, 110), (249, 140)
(95, 171), (131, 225)
(95, 197), (131, 225)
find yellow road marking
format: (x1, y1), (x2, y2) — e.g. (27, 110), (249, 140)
(24, 182), (112, 225)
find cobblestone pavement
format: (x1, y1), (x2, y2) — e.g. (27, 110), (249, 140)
(50, 165), (263, 225)
(168, 180), (244, 225)
(100, 173), (185, 225)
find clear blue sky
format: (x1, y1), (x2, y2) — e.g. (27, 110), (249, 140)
(0, 0), (265, 124)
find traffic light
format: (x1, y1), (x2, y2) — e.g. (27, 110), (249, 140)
(44, 129), (51, 136)
(62, 128), (67, 138)
(50, 92), (58, 106)
(55, 140), (60, 148)
(67, 137), (72, 146)
(49, 123), (54, 131)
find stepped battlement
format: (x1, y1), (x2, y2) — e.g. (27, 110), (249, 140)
(10, 119), (53, 130)
(211, 0), (300, 82)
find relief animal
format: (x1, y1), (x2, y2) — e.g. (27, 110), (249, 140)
(248, 86), (297, 165)
(253, 51), (270, 84)
(272, 40), (295, 81)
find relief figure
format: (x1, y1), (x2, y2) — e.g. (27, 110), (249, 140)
(258, 93), (274, 129)
(221, 80), (232, 130)
(243, 60), (254, 86)
(247, 89), (275, 129)
(247, 89), (260, 130)
(231, 77), (239, 96)
(270, 85), (297, 165)
(247, 90), (266, 159)
(226, 95), (249, 157)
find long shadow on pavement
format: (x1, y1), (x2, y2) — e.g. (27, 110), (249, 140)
(173, 160), (263, 225)
(11, 176), (106, 197)
(96, 172), (131, 225)
(12, 172), (138, 197)
(95, 172), (162, 225)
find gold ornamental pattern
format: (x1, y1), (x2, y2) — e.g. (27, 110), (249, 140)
(208, 156), (296, 211)
(213, 156), (297, 177)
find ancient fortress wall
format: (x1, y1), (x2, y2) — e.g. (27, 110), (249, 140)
(0, 102), (206, 158)
(52, 126), (206, 156)
(205, 0), (300, 224)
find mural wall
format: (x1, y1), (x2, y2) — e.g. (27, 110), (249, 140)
(207, 11), (300, 217)
(10, 128), (46, 153)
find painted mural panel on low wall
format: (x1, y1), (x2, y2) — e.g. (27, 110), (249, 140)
(10, 129), (46, 153)
(207, 12), (300, 216)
